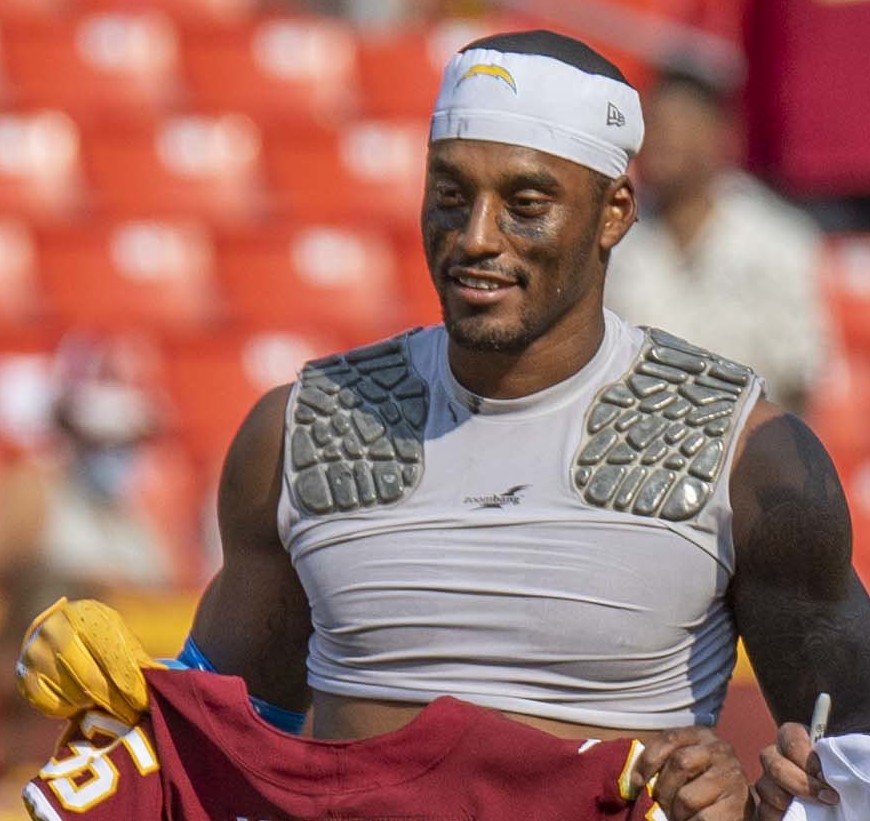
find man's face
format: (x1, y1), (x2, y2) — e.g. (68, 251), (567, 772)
(421, 139), (608, 354)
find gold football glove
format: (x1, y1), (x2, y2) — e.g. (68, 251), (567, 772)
(16, 597), (165, 725)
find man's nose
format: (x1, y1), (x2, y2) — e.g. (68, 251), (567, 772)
(457, 196), (503, 257)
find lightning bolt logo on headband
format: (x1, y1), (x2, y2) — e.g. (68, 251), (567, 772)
(433, 37), (645, 177)
(459, 64), (517, 93)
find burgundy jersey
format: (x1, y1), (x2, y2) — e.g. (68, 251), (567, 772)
(24, 669), (665, 821)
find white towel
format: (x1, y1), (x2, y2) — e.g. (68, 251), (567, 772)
(783, 735), (870, 820)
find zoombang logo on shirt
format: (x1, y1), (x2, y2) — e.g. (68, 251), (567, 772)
(464, 485), (529, 510)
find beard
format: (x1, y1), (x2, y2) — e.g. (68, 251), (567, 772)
(443, 304), (541, 353)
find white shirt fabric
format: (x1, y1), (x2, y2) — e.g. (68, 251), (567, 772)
(277, 313), (765, 730)
(784, 735), (870, 820)
(605, 171), (828, 409)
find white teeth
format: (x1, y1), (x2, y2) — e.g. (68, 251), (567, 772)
(457, 276), (501, 291)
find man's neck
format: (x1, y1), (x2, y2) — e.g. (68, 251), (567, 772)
(447, 313), (606, 400)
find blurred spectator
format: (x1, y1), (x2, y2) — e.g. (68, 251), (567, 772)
(605, 66), (828, 414)
(38, 333), (182, 589)
(0, 332), (204, 777)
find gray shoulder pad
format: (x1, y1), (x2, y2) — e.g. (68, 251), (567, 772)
(289, 334), (428, 516)
(573, 328), (755, 522)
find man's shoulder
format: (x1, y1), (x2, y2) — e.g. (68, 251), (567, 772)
(733, 399), (830, 485)
(299, 326), (436, 372)
(574, 321), (762, 523)
(286, 327), (436, 517)
(632, 324), (759, 378)
(730, 398), (851, 579)
(293, 326), (435, 404)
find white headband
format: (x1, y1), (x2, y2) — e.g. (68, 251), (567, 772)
(430, 47), (645, 178)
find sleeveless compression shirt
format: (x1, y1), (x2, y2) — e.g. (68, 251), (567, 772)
(277, 311), (765, 729)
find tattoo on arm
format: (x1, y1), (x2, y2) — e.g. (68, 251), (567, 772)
(732, 414), (870, 733)
(255, 587), (311, 705)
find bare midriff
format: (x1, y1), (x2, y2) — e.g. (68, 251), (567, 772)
(313, 690), (667, 743)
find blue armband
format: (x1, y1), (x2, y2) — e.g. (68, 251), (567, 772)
(248, 695), (307, 735)
(164, 635), (307, 735)
(173, 634), (218, 672)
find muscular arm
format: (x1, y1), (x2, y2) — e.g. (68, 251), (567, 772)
(730, 400), (870, 733)
(190, 384), (312, 713)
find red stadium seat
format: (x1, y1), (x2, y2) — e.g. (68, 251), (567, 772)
(79, 113), (268, 225)
(178, 13), (359, 127)
(805, 351), (870, 477)
(35, 217), (223, 334)
(354, 18), (503, 120)
(0, 109), (86, 222)
(77, 0), (260, 27)
(0, 11), (184, 122)
(213, 222), (410, 346)
(262, 117), (428, 231)
(821, 233), (870, 358)
(163, 328), (344, 462)
(0, 216), (48, 330)
(0, 0), (69, 23)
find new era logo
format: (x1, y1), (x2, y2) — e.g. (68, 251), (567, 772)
(607, 102), (626, 127)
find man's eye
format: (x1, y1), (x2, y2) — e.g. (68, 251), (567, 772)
(435, 187), (464, 207)
(511, 195), (549, 215)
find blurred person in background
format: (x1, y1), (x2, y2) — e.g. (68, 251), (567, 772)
(0, 332), (200, 780)
(605, 65), (827, 416)
(36, 333), (182, 590)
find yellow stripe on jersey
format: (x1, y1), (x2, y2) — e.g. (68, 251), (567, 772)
(617, 739), (645, 800)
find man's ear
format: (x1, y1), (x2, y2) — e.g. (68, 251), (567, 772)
(599, 175), (637, 252)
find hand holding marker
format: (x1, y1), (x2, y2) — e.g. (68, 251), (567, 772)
(810, 692), (831, 744)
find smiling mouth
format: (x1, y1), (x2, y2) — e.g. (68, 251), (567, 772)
(448, 266), (517, 292)
(455, 274), (504, 291)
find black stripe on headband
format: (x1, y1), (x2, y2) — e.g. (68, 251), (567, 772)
(460, 30), (632, 88)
